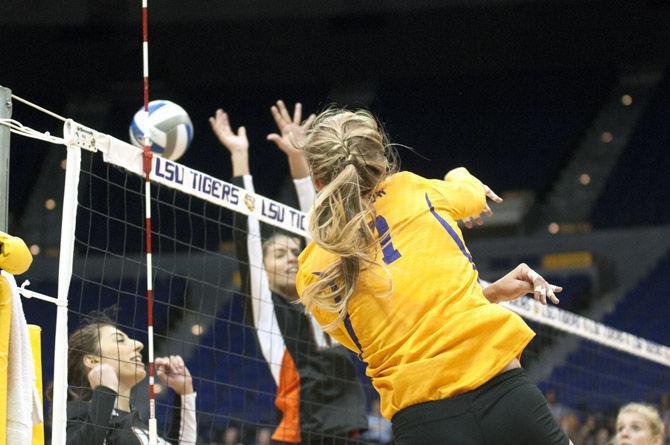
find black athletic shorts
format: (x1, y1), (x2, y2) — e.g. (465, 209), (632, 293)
(391, 368), (569, 445)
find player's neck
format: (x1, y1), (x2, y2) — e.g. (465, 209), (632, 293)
(114, 383), (133, 412)
(273, 286), (299, 302)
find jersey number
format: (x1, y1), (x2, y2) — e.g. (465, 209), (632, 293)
(375, 195), (477, 269)
(374, 215), (401, 264)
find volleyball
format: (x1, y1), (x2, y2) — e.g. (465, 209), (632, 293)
(129, 100), (193, 161)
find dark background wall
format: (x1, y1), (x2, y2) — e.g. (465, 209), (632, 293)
(3, 0), (669, 223)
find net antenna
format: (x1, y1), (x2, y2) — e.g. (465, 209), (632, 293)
(139, 1), (159, 443)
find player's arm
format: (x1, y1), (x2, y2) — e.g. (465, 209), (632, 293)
(266, 100), (316, 181)
(209, 108), (252, 295)
(229, 174), (286, 384)
(481, 263), (562, 305)
(210, 109), (286, 385)
(164, 392), (197, 445)
(209, 108), (249, 176)
(431, 167), (502, 227)
(155, 355), (197, 445)
(266, 100), (318, 214)
(209, 108), (253, 293)
(267, 101), (343, 349)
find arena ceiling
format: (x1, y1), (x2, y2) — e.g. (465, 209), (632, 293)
(3, 1), (669, 91)
(1, 1), (604, 25)
(2, 0), (669, 228)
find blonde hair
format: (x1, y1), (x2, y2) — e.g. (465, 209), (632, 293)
(300, 108), (397, 329)
(617, 403), (665, 440)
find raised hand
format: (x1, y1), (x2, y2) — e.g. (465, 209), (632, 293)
(87, 363), (119, 391)
(209, 109), (248, 155)
(209, 108), (249, 176)
(155, 355), (194, 396)
(267, 100), (316, 156)
(484, 263), (562, 305)
(460, 183), (503, 229)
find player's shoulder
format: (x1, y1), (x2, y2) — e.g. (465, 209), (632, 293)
(388, 170), (423, 182)
(386, 172), (440, 200)
(298, 240), (318, 268)
(383, 171), (430, 189)
(297, 241), (337, 290)
(298, 241), (336, 272)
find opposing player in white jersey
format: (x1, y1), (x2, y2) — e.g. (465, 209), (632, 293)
(209, 101), (368, 445)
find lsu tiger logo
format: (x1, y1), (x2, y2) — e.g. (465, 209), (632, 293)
(244, 193), (256, 212)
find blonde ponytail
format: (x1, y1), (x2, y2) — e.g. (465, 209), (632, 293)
(300, 108), (397, 329)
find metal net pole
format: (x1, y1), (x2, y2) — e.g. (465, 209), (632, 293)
(0, 86), (11, 232)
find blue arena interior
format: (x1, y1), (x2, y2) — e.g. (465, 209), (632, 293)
(2, 1), (670, 443)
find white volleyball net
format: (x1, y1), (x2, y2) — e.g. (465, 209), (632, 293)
(3, 111), (670, 445)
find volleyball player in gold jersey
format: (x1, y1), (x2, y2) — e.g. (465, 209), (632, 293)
(295, 109), (571, 444)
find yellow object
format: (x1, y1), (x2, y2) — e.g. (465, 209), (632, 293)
(0, 276), (11, 444)
(232, 270), (241, 288)
(0, 232), (33, 275)
(542, 251), (593, 270)
(297, 170), (535, 419)
(29, 325), (44, 445)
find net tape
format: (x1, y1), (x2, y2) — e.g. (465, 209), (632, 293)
(64, 119), (309, 238)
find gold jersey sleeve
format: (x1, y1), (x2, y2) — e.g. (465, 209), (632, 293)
(297, 170), (535, 420)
